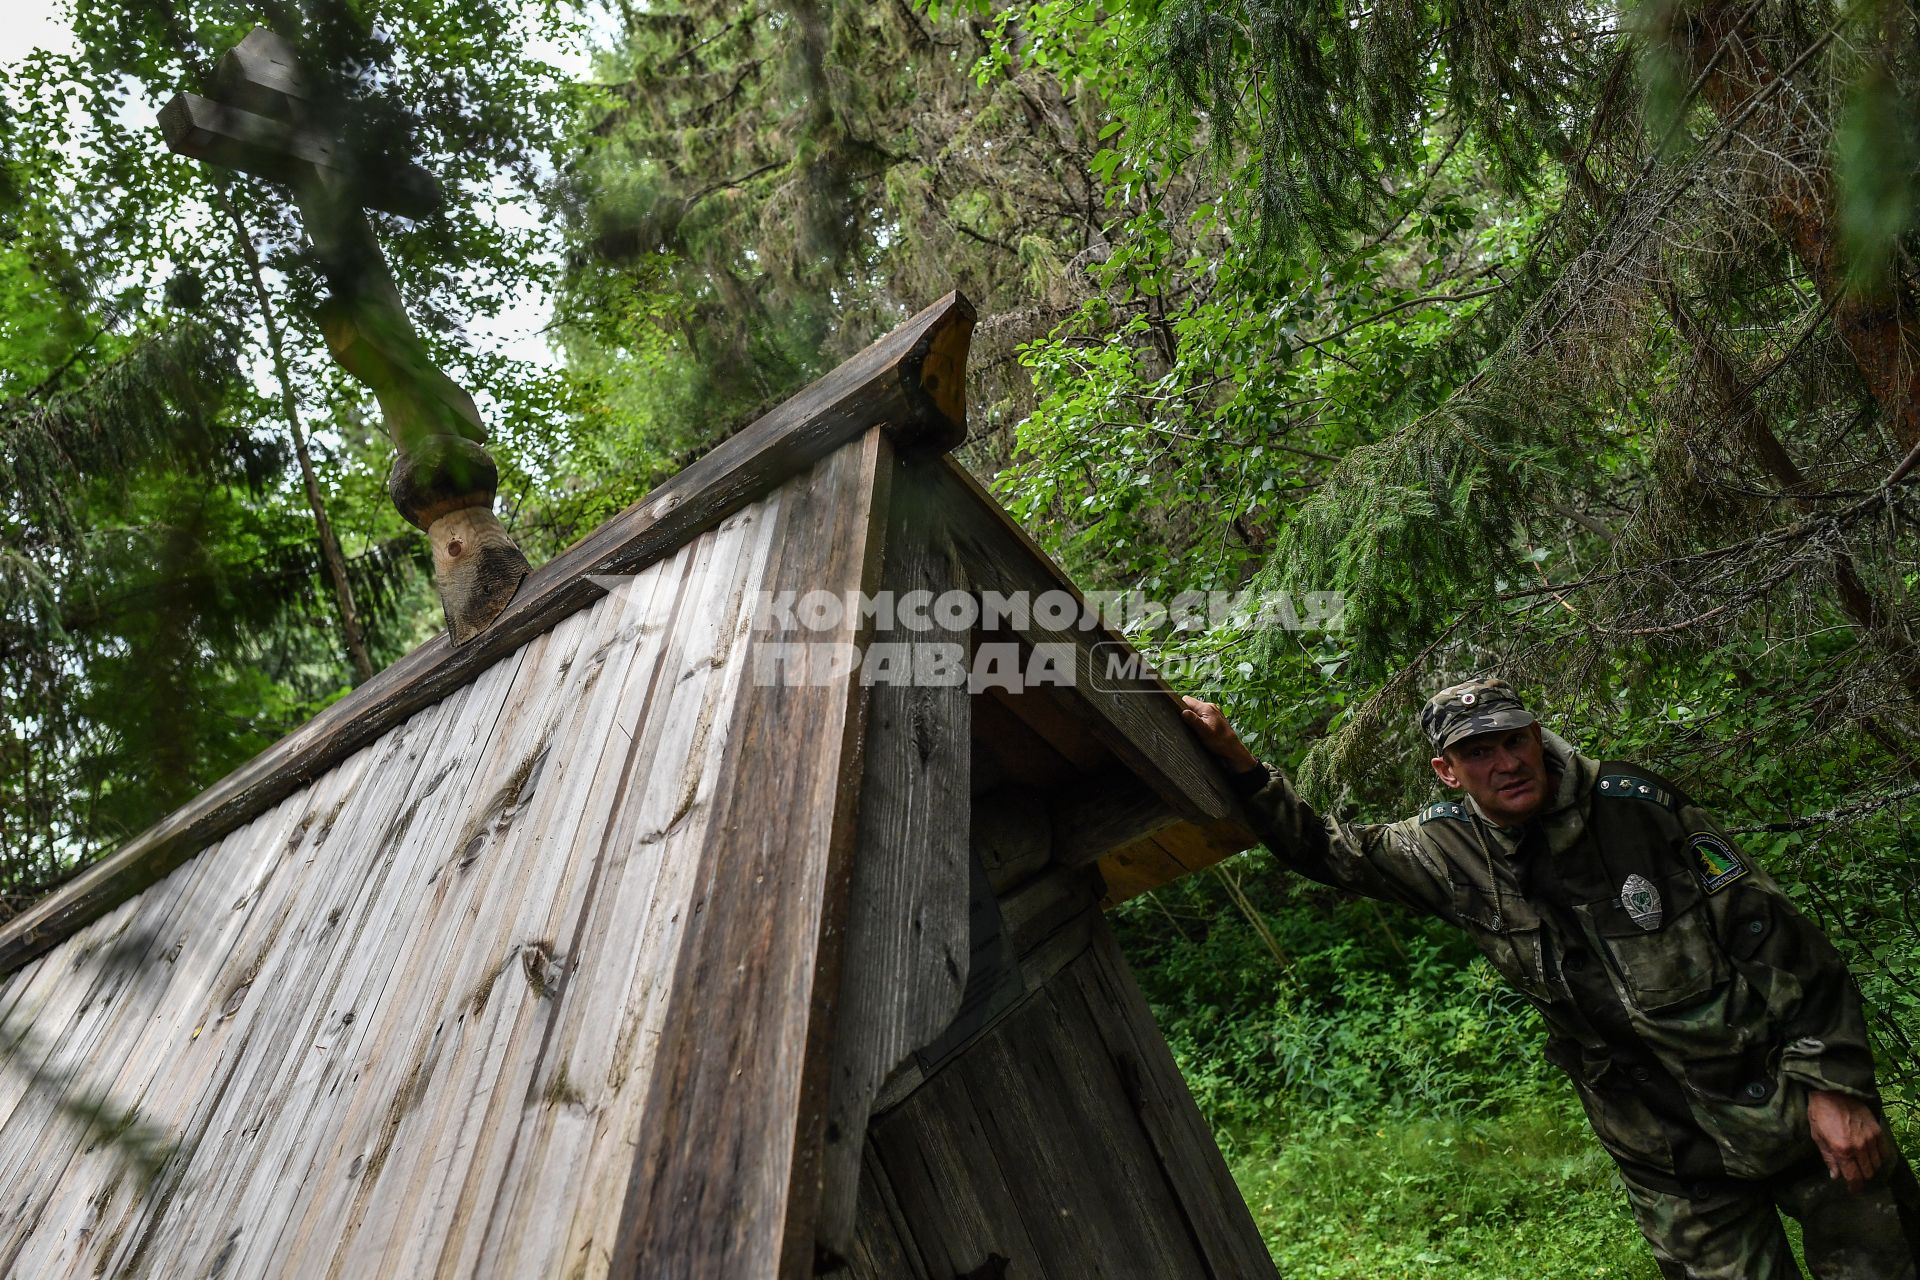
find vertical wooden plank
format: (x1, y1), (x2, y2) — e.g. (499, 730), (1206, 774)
(66, 709), (445, 1280)
(867, 1060), (1042, 1278)
(379, 502), (770, 1279)
(842, 1143), (932, 1280)
(612, 429), (892, 1280)
(96, 663), (517, 1280)
(134, 660), (516, 1280)
(0, 946), (48, 1027)
(0, 897), (146, 1139)
(15, 746), (379, 1279)
(0, 841), (223, 1146)
(817, 453), (973, 1253)
(218, 597), (618, 1277)
(0, 893), (158, 1230)
(357, 526), (694, 1280)
(102, 671), (487, 1279)
(1069, 923), (1278, 1280)
(283, 584), (659, 1278)
(950, 979), (1211, 1280)
(0, 772), (330, 1272)
(860, 935), (1277, 1280)
(0, 954), (51, 1154)
(471, 494), (787, 1277)
(910, 849), (1021, 1077)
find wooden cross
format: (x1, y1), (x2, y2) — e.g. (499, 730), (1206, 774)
(159, 27), (529, 647)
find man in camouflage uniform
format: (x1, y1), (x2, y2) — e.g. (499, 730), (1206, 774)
(1181, 678), (1919, 1279)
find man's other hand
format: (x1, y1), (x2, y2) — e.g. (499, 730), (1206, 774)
(1807, 1089), (1892, 1192)
(1180, 696), (1260, 774)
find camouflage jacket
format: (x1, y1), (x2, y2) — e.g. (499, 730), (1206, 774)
(1233, 730), (1881, 1194)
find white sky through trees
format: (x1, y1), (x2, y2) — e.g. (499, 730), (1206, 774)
(0, 0), (76, 62)
(0, 1), (585, 375)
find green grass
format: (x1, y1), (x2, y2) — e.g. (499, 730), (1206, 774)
(1226, 1101), (1664, 1279)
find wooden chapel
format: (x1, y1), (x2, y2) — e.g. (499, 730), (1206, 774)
(0, 292), (1279, 1280)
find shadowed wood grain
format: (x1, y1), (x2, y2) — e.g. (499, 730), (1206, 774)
(928, 456), (1248, 832)
(973, 786), (1051, 894)
(107, 653), (529, 1280)
(6, 751), (382, 1278)
(867, 1063), (1042, 1278)
(842, 1147), (933, 1280)
(959, 981), (1211, 1277)
(816, 452), (973, 1255)
(1052, 770), (1181, 870)
(855, 930), (1279, 1280)
(1070, 922), (1280, 1280)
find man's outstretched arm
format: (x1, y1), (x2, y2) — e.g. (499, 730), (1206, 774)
(1180, 696), (1453, 920)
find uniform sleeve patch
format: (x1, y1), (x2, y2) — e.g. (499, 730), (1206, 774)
(1689, 832), (1748, 893)
(1421, 800), (1469, 824)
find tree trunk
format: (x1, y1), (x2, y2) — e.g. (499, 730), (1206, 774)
(1559, 143), (1920, 722)
(1677, 4), (1920, 455)
(1662, 285), (1920, 703)
(217, 188), (376, 685)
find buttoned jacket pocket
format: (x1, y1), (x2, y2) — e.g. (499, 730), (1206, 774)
(1544, 1039), (1678, 1175)
(1580, 869), (1728, 1013)
(1452, 883), (1555, 1003)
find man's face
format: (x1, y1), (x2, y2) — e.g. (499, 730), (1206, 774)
(1431, 723), (1548, 827)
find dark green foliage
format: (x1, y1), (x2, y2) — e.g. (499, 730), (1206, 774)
(951, 1), (1920, 1264)
(1113, 855), (1664, 1276)
(550, 0), (1177, 526)
(1, 321), (235, 547)
(1141, 0), (1597, 251)
(0, 0), (574, 894)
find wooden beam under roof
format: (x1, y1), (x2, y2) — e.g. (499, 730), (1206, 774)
(928, 454), (1254, 831)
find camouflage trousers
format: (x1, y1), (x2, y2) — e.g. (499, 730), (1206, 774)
(1619, 1146), (1920, 1279)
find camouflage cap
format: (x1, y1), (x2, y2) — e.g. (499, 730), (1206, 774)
(1421, 677), (1536, 751)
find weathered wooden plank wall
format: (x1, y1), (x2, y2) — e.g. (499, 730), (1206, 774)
(816, 451), (974, 1254)
(0, 294), (974, 976)
(0, 439), (866, 1279)
(612, 429), (890, 1280)
(845, 921), (1279, 1280)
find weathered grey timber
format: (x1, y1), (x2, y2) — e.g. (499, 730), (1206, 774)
(816, 452), (975, 1252)
(159, 26), (528, 646)
(612, 430), (893, 1280)
(932, 455), (1245, 826)
(0, 288), (1276, 1280)
(0, 291), (976, 974)
(850, 922), (1277, 1280)
(1052, 768), (1183, 869)
(972, 785), (1052, 892)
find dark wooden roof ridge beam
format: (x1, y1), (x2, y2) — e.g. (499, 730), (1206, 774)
(0, 291), (977, 975)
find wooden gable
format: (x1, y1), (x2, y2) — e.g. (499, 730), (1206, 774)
(0, 293), (1273, 1280)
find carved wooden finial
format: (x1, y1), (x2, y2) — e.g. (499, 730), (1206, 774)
(159, 28), (528, 646)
